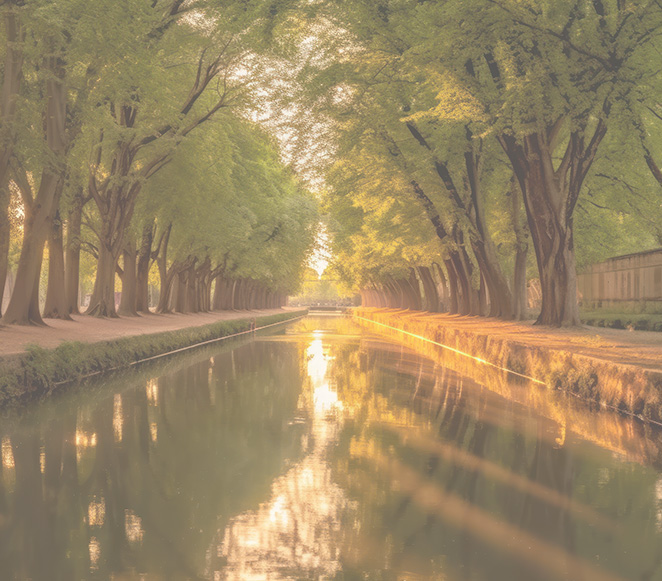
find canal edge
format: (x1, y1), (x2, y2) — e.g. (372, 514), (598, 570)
(353, 308), (662, 426)
(0, 310), (308, 408)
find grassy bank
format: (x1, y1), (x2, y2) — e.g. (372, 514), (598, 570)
(0, 310), (306, 407)
(581, 311), (662, 332)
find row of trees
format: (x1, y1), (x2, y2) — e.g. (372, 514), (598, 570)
(297, 0), (662, 326)
(0, 0), (318, 325)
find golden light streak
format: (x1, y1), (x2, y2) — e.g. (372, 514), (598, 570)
(656, 477), (662, 532)
(76, 430), (97, 462)
(359, 447), (625, 581)
(146, 379), (159, 405)
(75, 431), (97, 447)
(355, 316), (547, 386)
(1, 437), (14, 469)
(88, 498), (105, 527)
(113, 394), (123, 443)
(89, 537), (100, 570)
(218, 334), (350, 578)
(381, 424), (616, 531)
(125, 510), (144, 544)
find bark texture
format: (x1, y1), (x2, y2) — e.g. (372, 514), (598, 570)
(43, 210), (72, 320)
(64, 189), (84, 315)
(499, 123), (606, 326)
(0, 8), (24, 317)
(3, 38), (66, 325)
(118, 239), (138, 316)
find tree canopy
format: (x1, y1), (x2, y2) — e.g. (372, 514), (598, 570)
(0, 0), (319, 323)
(1, 0), (661, 326)
(287, 0), (662, 325)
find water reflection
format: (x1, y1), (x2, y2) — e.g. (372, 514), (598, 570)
(0, 317), (660, 580)
(0, 340), (305, 580)
(219, 332), (352, 579)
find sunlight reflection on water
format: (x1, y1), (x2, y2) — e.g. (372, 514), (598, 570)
(1, 317), (662, 581)
(218, 331), (353, 579)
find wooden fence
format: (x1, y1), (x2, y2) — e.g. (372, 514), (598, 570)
(578, 248), (662, 312)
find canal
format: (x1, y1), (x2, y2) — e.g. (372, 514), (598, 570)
(1, 316), (662, 580)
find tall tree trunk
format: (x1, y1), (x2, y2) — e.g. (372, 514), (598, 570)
(86, 183), (139, 317)
(416, 266), (431, 311)
(391, 279), (405, 308)
(118, 239), (138, 316)
(464, 137), (513, 319)
(510, 175), (529, 320)
(216, 276), (235, 310)
(407, 269), (423, 310)
(245, 279), (255, 309)
(366, 286), (380, 308)
(86, 243), (118, 318)
(3, 170), (63, 325)
(417, 266), (439, 312)
(450, 243), (480, 316)
(185, 262), (198, 313)
(223, 278), (235, 310)
(382, 279), (397, 308)
(174, 270), (188, 314)
(407, 121), (513, 318)
(0, 8), (25, 317)
(443, 259), (460, 315)
(236, 279), (246, 309)
(252, 284), (261, 309)
(136, 221), (154, 314)
(478, 273), (488, 316)
(167, 271), (179, 313)
(471, 240), (512, 317)
(155, 224), (172, 313)
(513, 245), (528, 320)
(212, 276), (226, 310)
(0, 182), (10, 316)
(64, 188), (83, 315)
(499, 125), (606, 326)
(43, 209), (72, 320)
(230, 279), (239, 309)
(195, 257), (210, 312)
(432, 262), (449, 312)
(257, 285), (267, 309)
(3, 39), (65, 326)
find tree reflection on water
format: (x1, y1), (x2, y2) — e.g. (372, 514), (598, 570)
(0, 317), (661, 580)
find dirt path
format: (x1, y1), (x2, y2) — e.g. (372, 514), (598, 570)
(361, 309), (662, 373)
(0, 309), (299, 357)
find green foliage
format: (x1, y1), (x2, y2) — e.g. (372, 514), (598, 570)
(290, 0), (662, 299)
(138, 112), (319, 294)
(0, 0), (318, 313)
(581, 312), (662, 333)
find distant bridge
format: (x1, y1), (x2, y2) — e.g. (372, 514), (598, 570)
(306, 305), (351, 313)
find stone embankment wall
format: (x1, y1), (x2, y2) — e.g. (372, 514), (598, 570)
(354, 309), (662, 426)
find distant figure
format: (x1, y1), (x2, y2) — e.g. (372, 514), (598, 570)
(250, 318), (256, 332)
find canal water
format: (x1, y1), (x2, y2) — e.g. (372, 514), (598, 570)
(1, 316), (662, 580)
